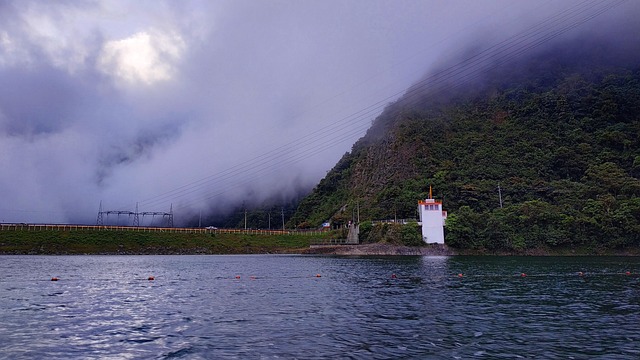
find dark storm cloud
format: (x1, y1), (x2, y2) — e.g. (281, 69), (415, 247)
(0, 0), (637, 224)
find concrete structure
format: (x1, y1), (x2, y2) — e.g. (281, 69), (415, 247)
(346, 222), (359, 244)
(417, 187), (447, 244)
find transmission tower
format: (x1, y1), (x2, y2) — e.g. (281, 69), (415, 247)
(96, 201), (104, 225)
(165, 204), (174, 228)
(96, 202), (174, 227)
(133, 203), (140, 227)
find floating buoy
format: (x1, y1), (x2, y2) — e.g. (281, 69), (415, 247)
(315, 274), (321, 278)
(235, 275), (241, 279)
(51, 277), (59, 281)
(578, 272), (584, 277)
(250, 276), (256, 280)
(391, 274), (397, 279)
(521, 273), (527, 277)
(148, 276), (155, 281)
(458, 273), (463, 278)
(626, 271), (631, 276)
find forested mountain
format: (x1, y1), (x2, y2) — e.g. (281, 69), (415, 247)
(290, 38), (640, 250)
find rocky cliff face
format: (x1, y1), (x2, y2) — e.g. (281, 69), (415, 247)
(291, 36), (640, 251)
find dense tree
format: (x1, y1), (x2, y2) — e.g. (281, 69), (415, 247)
(290, 44), (640, 251)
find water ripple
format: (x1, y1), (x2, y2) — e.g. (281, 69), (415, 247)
(1, 255), (640, 358)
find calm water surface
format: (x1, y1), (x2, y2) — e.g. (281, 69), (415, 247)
(1, 255), (639, 359)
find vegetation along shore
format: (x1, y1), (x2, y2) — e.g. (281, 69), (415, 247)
(2, 228), (639, 256)
(0, 229), (315, 255)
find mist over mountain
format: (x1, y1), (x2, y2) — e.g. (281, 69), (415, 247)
(290, 23), (640, 249)
(2, 1), (638, 228)
(186, 180), (310, 229)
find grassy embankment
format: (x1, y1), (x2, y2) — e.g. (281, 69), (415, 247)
(0, 229), (329, 255)
(3, 229), (637, 256)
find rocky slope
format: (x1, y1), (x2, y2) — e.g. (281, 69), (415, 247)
(291, 36), (640, 251)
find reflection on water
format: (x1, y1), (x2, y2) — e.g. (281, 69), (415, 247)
(1, 255), (639, 359)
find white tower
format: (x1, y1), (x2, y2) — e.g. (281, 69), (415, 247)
(417, 186), (447, 244)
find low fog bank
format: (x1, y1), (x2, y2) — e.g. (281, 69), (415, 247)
(1, 1), (637, 226)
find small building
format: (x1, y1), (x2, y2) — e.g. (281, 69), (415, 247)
(417, 187), (447, 244)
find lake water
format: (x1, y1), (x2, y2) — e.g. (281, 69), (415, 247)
(1, 255), (639, 359)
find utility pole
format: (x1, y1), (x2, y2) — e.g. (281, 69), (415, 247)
(268, 212), (271, 230)
(199, 210), (202, 228)
(281, 208), (285, 231)
(244, 208), (247, 230)
(352, 206), (355, 224)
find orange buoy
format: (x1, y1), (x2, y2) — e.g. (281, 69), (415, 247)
(148, 276), (155, 281)
(315, 274), (321, 278)
(578, 272), (584, 277)
(235, 275), (241, 279)
(391, 274), (397, 279)
(626, 271), (631, 276)
(458, 273), (463, 278)
(51, 277), (59, 281)
(250, 276), (256, 280)
(521, 273), (527, 277)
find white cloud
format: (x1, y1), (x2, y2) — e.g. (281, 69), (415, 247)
(98, 30), (186, 85)
(1, 0), (638, 225)
(16, 4), (93, 73)
(0, 30), (32, 67)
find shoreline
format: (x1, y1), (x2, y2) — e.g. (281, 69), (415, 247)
(302, 243), (640, 256)
(303, 243), (456, 256)
(2, 228), (639, 255)
(2, 244), (639, 256)
(2, 244), (640, 256)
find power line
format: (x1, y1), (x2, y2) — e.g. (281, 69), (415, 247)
(119, 3), (544, 212)
(121, 0), (629, 214)
(161, 0), (629, 212)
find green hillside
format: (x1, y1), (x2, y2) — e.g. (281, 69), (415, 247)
(290, 41), (640, 251)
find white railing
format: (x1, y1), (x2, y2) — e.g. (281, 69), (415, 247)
(369, 219), (418, 225)
(0, 223), (326, 236)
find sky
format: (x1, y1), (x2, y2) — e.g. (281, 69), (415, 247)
(0, 0), (637, 225)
